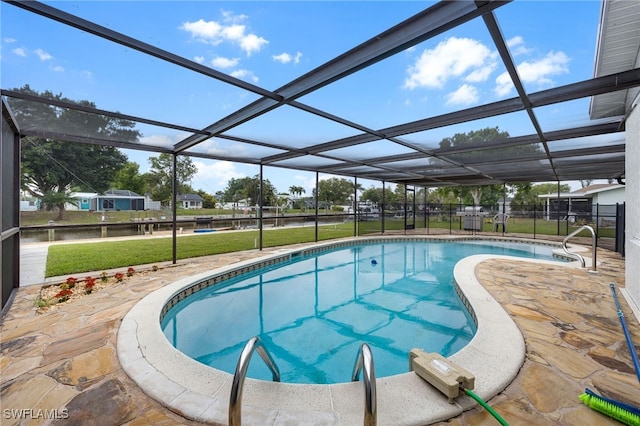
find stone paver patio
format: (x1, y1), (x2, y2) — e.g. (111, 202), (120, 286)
(1, 236), (639, 425)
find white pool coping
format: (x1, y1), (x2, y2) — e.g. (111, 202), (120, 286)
(117, 236), (583, 425)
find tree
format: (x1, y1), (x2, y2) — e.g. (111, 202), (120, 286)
(223, 175), (276, 206)
(288, 185), (305, 199)
(314, 177), (355, 206)
(21, 137), (128, 195)
(11, 85), (140, 217)
(145, 154), (197, 203)
(13, 85), (138, 217)
(511, 183), (571, 210)
(361, 186), (383, 204)
(431, 187), (462, 205)
(437, 127), (542, 205)
(195, 189), (216, 208)
(111, 162), (146, 195)
(40, 190), (78, 221)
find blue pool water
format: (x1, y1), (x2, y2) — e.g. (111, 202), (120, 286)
(161, 240), (560, 384)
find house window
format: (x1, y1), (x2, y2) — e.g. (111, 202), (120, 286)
(102, 199), (115, 210)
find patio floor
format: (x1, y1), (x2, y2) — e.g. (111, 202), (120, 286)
(1, 235), (639, 425)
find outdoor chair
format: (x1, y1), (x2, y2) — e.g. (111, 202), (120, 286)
(493, 213), (510, 232)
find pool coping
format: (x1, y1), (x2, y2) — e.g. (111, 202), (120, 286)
(116, 235), (584, 425)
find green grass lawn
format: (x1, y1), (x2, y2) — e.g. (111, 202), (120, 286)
(44, 216), (615, 278)
(45, 225), (354, 277)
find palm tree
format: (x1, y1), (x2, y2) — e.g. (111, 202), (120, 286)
(40, 190), (78, 221)
(288, 185), (305, 199)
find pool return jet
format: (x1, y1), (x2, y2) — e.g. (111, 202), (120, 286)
(410, 349), (509, 425)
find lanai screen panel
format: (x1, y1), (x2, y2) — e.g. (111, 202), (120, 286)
(0, 0), (638, 187)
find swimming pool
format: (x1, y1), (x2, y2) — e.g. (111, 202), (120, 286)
(160, 239), (560, 384)
(119, 236), (575, 424)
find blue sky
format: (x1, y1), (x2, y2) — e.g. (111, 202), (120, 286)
(1, 1), (604, 195)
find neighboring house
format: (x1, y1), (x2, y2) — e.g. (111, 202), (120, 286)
(280, 197), (295, 209)
(144, 195), (162, 211)
(538, 184), (625, 225)
(19, 199), (39, 211)
(220, 198), (251, 209)
(92, 190), (145, 212)
(178, 193), (204, 209)
(68, 192), (96, 211)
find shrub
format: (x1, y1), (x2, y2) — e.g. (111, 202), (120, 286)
(54, 288), (73, 303)
(84, 276), (96, 294)
(65, 276), (78, 288)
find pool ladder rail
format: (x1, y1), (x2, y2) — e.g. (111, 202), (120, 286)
(351, 343), (377, 426)
(562, 225), (597, 272)
(228, 337), (377, 426)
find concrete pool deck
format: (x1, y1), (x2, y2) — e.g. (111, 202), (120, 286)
(1, 234), (639, 425)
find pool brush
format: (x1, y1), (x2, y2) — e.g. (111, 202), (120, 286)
(579, 388), (640, 426)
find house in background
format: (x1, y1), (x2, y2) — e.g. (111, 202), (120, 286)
(68, 192), (96, 211)
(178, 193), (204, 209)
(144, 195), (162, 211)
(538, 184), (625, 225)
(19, 196), (39, 211)
(92, 190), (145, 212)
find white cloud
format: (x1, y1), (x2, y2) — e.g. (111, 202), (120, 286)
(404, 37), (496, 90)
(465, 64), (495, 83)
(506, 36), (531, 56)
(495, 73), (513, 97)
(272, 52), (292, 64)
(221, 23), (246, 41)
(445, 84), (479, 106)
(211, 56), (239, 68)
(230, 69), (258, 83)
(180, 19), (224, 44)
(35, 48), (52, 61)
(139, 134), (182, 148)
(273, 51), (303, 64)
(4, 38), (16, 43)
(494, 50), (570, 96)
(238, 33), (268, 56)
(180, 11), (268, 56)
(193, 160), (245, 189)
(292, 174), (315, 195)
(52, 65), (64, 72)
(13, 47), (26, 56)
(194, 56), (205, 64)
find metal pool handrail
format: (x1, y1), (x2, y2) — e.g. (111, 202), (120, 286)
(229, 336), (281, 426)
(562, 225), (597, 272)
(351, 343), (377, 426)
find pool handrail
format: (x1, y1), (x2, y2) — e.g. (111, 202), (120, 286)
(562, 225), (597, 272)
(351, 343), (377, 426)
(229, 336), (281, 426)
